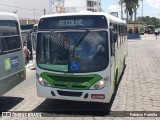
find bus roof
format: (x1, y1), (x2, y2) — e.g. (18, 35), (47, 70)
(39, 11), (126, 24)
(0, 12), (19, 21)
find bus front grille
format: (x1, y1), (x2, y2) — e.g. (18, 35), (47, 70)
(57, 90), (82, 97)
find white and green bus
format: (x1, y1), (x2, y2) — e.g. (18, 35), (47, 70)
(0, 12), (26, 96)
(35, 12), (127, 103)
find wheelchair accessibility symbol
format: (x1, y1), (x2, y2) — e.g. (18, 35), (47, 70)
(70, 61), (80, 72)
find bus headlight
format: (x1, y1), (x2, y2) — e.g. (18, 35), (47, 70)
(90, 77), (110, 90)
(36, 74), (51, 87)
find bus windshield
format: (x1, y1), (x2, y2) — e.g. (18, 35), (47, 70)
(36, 30), (109, 73)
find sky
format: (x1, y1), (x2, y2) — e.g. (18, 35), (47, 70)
(0, 0), (49, 19)
(103, 0), (160, 18)
(0, 0), (160, 19)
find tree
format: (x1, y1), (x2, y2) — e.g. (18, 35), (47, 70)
(137, 16), (160, 28)
(119, 0), (139, 22)
(119, 0), (129, 22)
(132, 0), (139, 22)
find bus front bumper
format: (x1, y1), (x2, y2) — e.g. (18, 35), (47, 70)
(36, 82), (111, 103)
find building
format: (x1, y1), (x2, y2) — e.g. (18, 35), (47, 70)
(127, 23), (141, 39)
(49, 0), (65, 13)
(64, 0), (102, 13)
(19, 19), (38, 25)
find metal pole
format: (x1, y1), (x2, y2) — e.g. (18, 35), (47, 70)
(44, 8), (46, 15)
(34, 9), (35, 24)
(121, 2), (123, 19)
(142, 0), (143, 17)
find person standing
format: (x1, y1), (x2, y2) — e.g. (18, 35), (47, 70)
(23, 43), (31, 65)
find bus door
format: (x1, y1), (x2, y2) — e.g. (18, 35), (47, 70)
(31, 32), (37, 67)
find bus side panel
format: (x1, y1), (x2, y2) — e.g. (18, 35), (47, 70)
(116, 35), (122, 81)
(0, 50), (26, 96)
(0, 70), (26, 96)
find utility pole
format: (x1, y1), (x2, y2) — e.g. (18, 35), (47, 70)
(141, 0), (143, 24)
(34, 9), (36, 24)
(121, 2), (123, 19)
(141, 0), (143, 17)
(44, 8), (46, 15)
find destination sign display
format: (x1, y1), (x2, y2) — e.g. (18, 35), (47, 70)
(59, 19), (84, 27)
(38, 15), (107, 29)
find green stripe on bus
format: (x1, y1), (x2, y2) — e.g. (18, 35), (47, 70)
(40, 72), (102, 90)
(114, 66), (118, 81)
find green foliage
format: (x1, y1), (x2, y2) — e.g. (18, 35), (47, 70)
(137, 16), (160, 28)
(119, 0), (140, 22)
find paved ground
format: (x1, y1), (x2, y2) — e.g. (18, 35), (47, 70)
(0, 34), (160, 120)
(112, 34), (160, 111)
(25, 60), (35, 70)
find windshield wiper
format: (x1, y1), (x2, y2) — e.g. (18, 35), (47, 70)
(72, 29), (90, 56)
(50, 30), (62, 44)
(75, 29), (90, 47)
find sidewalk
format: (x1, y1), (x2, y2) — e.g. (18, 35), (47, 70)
(141, 34), (160, 40)
(25, 60), (35, 70)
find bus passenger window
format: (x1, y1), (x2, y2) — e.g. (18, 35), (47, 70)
(118, 25), (120, 35)
(122, 26), (123, 43)
(110, 29), (115, 56)
(123, 26), (125, 43)
(117, 25), (119, 47)
(120, 25), (122, 46)
(0, 39), (2, 52)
